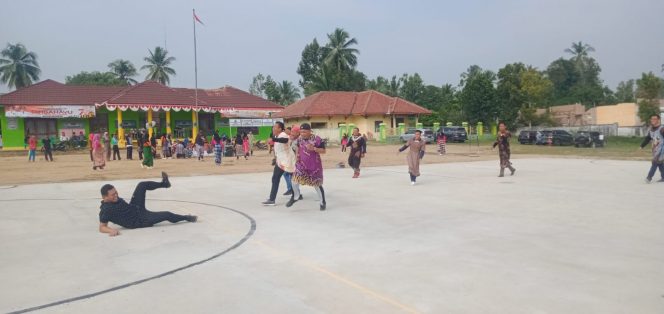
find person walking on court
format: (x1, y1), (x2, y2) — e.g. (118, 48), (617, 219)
(262, 122), (293, 206)
(27, 135), (37, 162)
(92, 134), (106, 170)
(493, 122), (516, 177)
(103, 132), (111, 161)
(98, 172), (197, 236)
(398, 129), (426, 185)
(195, 133), (206, 161)
(347, 128), (366, 178)
(640, 114), (664, 183)
(287, 123), (328, 210)
(125, 132), (133, 160)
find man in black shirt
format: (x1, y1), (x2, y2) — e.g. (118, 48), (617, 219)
(98, 172), (197, 236)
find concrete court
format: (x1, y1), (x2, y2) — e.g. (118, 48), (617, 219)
(0, 158), (662, 314)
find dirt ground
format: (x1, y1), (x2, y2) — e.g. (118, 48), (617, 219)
(0, 142), (650, 186)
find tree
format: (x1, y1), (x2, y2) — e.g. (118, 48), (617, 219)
(496, 63), (527, 127)
(636, 72), (663, 124)
(65, 71), (127, 86)
(564, 41), (595, 62)
(387, 75), (401, 97)
(614, 80), (635, 103)
(141, 46), (176, 85)
(275, 81), (300, 106)
(366, 76), (390, 95)
(320, 28), (359, 71)
(249, 73), (268, 98)
(546, 58), (580, 104)
(0, 43), (40, 89)
(399, 73), (425, 104)
(459, 65), (497, 124)
(108, 59), (137, 85)
(297, 39), (323, 93)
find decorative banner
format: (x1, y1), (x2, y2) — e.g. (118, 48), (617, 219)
(62, 121), (85, 129)
(221, 109), (280, 118)
(6, 105), (96, 118)
(229, 118), (283, 127)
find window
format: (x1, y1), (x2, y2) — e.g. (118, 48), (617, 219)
(374, 121), (383, 133)
(311, 122), (327, 129)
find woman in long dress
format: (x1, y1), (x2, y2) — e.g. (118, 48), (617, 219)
(347, 128), (366, 178)
(92, 134), (106, 170)
(142, 141), (154, 169)
(398, 130), (426, 185)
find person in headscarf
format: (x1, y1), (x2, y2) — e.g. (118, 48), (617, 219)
(347, 127), (367, 178)
(213, 136), (223, 166)
(398, 129), (426, 185)
(142, 139), (154, 169)
(492, 122), (516, 177)
(287, 123), (327, 210)
(92, 134), (106, 170)
(235, 133), (245, 160)
(103, 132), (111, 161)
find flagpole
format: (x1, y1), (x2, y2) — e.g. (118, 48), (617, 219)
(192, 8), (199, 139)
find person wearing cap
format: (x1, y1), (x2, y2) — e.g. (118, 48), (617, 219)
(287, 123), (328, 210)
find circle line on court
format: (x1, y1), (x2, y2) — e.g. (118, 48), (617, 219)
(1, 198), (256, 314)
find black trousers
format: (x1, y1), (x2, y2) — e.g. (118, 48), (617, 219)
(130, 181), (189, 227)
(138, 146), (143, 160)
(269, 165), (285, 201)
(44, 149), (53, 161)
(647, 161), (664, 180)
(126, 146), (133, 160)
(112, 145), (121, 160)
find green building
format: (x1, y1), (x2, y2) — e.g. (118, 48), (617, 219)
(0, 80), (284, 150)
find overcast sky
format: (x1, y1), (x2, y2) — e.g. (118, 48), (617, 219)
(1, 0), (663, 94)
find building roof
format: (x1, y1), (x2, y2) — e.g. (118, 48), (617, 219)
(174, 86), (281, 109)
(0, 80), (283, 111)
(0, 79), (126, 105)
(274, 90), (431, 119)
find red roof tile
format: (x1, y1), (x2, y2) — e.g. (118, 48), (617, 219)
(275, 90), (431, 119)
(174, 86), (282, 109)
(104, 80), (202, 106)
(0, 79), (126, 105)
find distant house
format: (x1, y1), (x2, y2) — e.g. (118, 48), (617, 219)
(274, 90), (431, 140)
(586, 103), (642, 127)
(536, 104), (586, 126)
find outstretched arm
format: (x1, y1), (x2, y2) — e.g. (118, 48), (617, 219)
(99, 223), (119, 237)
(640, 134), (652, 149)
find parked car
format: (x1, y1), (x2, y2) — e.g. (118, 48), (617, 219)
(400, 128), (435, 143)
(518, 130), (538, 144)
(439, 126), (467, 143)
(574, 131), (605, 148)
(536, 129), (574, 146)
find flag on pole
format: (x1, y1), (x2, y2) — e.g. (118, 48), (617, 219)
(193, 11), (205, 26)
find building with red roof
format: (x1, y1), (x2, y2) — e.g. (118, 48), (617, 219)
(0, 80), (283, 149)
(274, 90), (431, 140)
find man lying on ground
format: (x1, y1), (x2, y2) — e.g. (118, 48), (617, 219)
(99, 172), (197, 237)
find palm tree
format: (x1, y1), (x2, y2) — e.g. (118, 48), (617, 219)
(308, 63), (335, 94)
(564, 41), (595, 61)
(141, 47), (176, 85)
(276, 81), (300, 106)
(0, 43), (40, 90)
(321, 28), (359, 71)
(108, 59), (138, 85)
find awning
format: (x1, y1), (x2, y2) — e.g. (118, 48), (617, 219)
(96, 103), (281, 118)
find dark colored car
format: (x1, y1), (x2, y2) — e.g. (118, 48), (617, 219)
(518, 130), (537, 144)
(439, 126), (467, 143)
(537, 129), (574, 146)
(574, 131), (605, 148)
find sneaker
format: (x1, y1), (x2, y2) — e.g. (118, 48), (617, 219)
(320, 203), (326, 211)
(162, 171), (171, 188)
(262, 200), (276, 206)
(411, 181), (416, 185)
(646, 177), (652, 184)
(286, 198), (298, 207)
(510, 169), (516, 176)
(283, 190), (293, 196)
(186, 215), (198, 222)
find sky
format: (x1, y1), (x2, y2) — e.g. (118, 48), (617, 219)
(1, 0), (663, 94)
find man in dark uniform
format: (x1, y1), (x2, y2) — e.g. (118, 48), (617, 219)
(98, 172), (197, 237)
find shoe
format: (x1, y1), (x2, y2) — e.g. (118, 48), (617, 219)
(411, 181), (416, 185)
(657, 179), (664, 183)
(186, 215), (198, 222)
(510, 168), (516, 176)
(286, 197), (297, 207)
(320, 203), (326, 211)
(283, 190), (293, 196)
(262, 200), (276, 206)
(93, 166), (97, 170)
(162, 171), (171, 188)
(298, 195), (303, 200)
(141, 164), (145, 168)
(646, 177), (652, 184)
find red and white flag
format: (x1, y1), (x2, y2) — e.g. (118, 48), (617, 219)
(193, 11), (205, 26)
